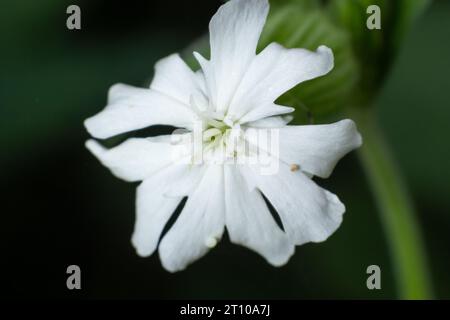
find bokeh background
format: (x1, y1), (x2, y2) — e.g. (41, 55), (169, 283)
(1, 0), (449, 299)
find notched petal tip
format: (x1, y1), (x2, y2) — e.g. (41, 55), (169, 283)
(308, 221), (343, 244)
(193, 51), (209, 66)
(340, 118), (363, 149)
(158, 251), (187, 273)
(131, 235), (154, 258)
(266, 244), (296, 268)
(85, 139), (106, 158)
(84, 116), (110, 140)
(316, 45), (334, 75)
(154, 53), (181, 68)
(283, 114), (294, 124)
(83, 117), (95, 137)
(353, 127), (363, 149)
(309, 191), (345, 244)
(108, 82), (127, 95)
(107, 82), (132, 103)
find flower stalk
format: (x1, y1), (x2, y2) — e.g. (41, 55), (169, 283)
(349, 107), (433, 299)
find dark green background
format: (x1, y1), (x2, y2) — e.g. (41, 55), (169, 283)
(1, 0), (449, 299)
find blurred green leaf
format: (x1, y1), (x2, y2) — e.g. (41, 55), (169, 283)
(259, 1), (359, 122)
(393, 0), (430, 49)
(327, 0), (430, 104)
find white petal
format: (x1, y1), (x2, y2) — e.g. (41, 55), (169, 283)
(228, 44), (334, 122)
(225, 166), (294, 266)
(245, 115), (293, 128)
(238, 103), (294, 124)
(203, 0), (269, 113)
(131, 164), (192, 257)
(193, 52), (215, 110)
(85, 136), (184, 182)
(244, 119), (362, 178)
(164, 164), (207, 197)
(277, 119), (362, 178)
(159, 165), (225, 272)
(241, 162), (345, 245)
(150, 53), (205, 105)
(84, 84), (198, 139)
(107, 83), (141, 105)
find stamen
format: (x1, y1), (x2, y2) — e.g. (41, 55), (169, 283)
(203, 128), (222, 141)
(290, 164), (300, 172)
(206, 118), (227, 129)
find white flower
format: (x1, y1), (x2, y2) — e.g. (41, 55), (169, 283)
(84, 0), (362, 272)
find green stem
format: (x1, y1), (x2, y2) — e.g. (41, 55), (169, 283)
(349, 108), (433, 299)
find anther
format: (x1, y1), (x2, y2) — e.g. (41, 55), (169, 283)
(203, 128), (222, 141)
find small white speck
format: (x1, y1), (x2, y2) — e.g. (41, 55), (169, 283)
(205, 236), (218, 248)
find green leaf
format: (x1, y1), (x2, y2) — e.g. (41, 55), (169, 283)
(258, 2), (359, 122)
(327, 0), (431, 103)
(393, 0), (430, 51)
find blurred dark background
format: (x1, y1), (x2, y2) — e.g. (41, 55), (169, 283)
(1, 0), (449, 299)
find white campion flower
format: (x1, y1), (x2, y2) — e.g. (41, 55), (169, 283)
(84, 0), (362, 272)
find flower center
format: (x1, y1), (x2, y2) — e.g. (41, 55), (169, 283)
(189, 95), (244, 163)
(202, 118), (238, 154)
